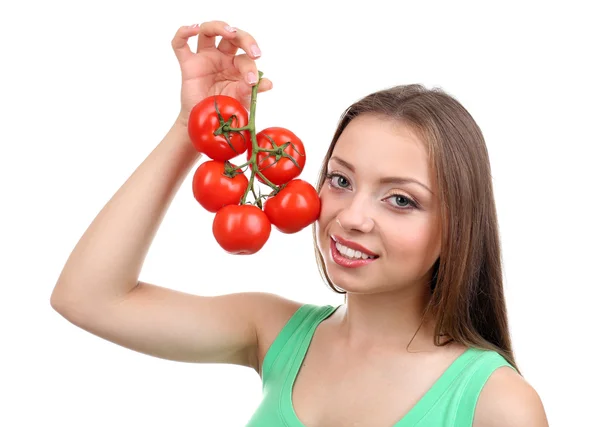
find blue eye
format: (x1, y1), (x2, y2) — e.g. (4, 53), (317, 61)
(387, 194), (418, 210)
(325, 172), (419, 211)
(325, 173), (350, 188)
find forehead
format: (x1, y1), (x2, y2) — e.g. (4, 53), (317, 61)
(330, 114), (431, 181)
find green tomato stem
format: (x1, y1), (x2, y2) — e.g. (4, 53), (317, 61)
(239, 71), (282, 205)
(224, 126), (250, 132)
(255, 169), (279, 191)
(241, 169), (255, 204)
(233, 159), (252, 171)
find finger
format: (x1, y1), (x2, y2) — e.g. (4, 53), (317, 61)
(196, 21), (237, 52)
(217, 27), (262, 60)
(233, 53), (262, 86)
(171, 24), (203, 63)
(256, 78), (273, 93)
(216, 37), (238, 56)
(238, 78), (274, 108)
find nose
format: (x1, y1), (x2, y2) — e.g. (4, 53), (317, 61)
(336, 194), (375, 233)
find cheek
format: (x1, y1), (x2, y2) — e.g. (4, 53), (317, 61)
(316, 190), (340, 251)
(387, 219), (435, 254)
(317, 188), (336, 222)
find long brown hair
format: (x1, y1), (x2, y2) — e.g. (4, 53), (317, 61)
(311, 84), (519, 373)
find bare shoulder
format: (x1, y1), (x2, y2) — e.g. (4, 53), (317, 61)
(473, 366), (549, 427)
(248, 292), (304, 376)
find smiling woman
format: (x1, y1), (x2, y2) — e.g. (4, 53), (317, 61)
(296, 85), (550, 426)
(313, 86), (511, 355)
(249, 86), (548, 426)
(50, 21), (548, 427)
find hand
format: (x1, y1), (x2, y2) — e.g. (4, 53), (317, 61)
(172, 21), (273, 128)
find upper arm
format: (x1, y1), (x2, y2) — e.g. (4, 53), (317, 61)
(473, 366), (549, 427)
(53, 280), (301, 371)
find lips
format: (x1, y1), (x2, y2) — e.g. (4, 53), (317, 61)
(331, 234), (379, 258)
(330, 237), (378, 268)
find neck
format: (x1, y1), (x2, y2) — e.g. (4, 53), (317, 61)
(333, 285), (438, 353)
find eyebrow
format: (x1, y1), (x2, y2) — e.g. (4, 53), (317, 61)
(329, 156), (433, 194)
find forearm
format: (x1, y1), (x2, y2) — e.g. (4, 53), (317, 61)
(51, 120), (201, 307)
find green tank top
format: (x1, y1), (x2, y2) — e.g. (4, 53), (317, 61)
(246, 303), (517, 426)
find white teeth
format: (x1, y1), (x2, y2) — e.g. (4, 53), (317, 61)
(335, 242), (376, 260)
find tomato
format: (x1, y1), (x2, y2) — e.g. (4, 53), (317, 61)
(192, 160), (248, 213)
(188, 95), (250, 162)
(248, 127), (306, 185)
(263, 179), (321, 234)
(212, 204), (272, 254)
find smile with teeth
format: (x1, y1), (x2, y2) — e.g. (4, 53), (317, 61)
(335, 242), (378, 260)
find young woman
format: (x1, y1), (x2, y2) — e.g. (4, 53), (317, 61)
(50, 21), (548, 426)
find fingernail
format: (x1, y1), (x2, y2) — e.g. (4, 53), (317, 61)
(189, 24), (199, 28)
(251, 44), (262, 58)
(225, 25), (237, 32)
(247, 72), (257, 85)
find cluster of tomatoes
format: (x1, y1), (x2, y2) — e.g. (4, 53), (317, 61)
(188, 94), (321, 255)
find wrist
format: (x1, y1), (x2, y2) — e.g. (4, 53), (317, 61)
(175, 113), (189, 130)
(166, 118), (199, 156)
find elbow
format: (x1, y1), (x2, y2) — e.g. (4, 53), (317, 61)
(50, 289), (69, 314)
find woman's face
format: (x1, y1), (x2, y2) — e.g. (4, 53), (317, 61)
(316, 114), (442, 295)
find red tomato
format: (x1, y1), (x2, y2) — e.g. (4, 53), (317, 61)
(192, 160), (248, 213)
(248, 127), (306, 185)
(212, 204), (272, 254)
(188, 95), (250, 162)
(263, 179), (321, 234)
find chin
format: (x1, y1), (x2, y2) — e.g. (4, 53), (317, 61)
(323, 259), (380, 291)
(325, 277), (383, 295)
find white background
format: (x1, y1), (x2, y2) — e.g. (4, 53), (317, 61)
(1, 1), (598, 426)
